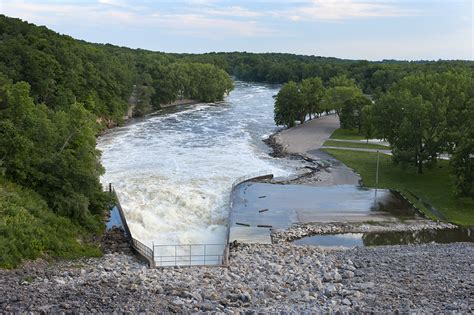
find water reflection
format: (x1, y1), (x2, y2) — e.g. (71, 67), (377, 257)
(293, 227), (473, 247)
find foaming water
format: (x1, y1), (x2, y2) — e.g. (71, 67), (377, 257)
(98, 81), (297, 246)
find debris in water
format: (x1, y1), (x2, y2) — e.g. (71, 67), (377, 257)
(236, 222), (251, 227)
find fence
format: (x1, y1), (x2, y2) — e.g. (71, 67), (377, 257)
(108, 171), (273, 267)
(153, 244), (226, 267)
(108, 184), (226, 268)
(109, 186), (155, 267)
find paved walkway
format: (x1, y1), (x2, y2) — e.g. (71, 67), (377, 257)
(322, 146), (392, 155)
(274, 115), (340, 154)
(329, 138), (390, 147)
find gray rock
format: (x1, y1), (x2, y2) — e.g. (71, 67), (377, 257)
(324, 285), (337, 297)
(342, 298), (351, 306)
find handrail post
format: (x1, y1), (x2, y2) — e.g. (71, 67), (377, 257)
(152, 241), (155, 268)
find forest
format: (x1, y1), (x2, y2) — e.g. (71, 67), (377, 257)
(1, 14), (473, 267)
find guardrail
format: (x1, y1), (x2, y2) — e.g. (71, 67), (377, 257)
(153, 244), (226, 267)
(108, 185), (155, 267)
(108, 184), (226, 268)
(108, 171), (273, 268)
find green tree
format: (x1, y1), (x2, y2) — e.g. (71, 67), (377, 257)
(373, 90), (439, 174)
(323, 86), (363, 115)
(274, 81), (306, 127)
(340, 95), (372, 132)
(361, 104), (374, 142)
(301, 77), (325, 119)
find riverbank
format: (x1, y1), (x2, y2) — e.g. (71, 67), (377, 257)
(267, 116), (474, 226)
(1, 242), (472, 313)
(324, 149), (474, 226)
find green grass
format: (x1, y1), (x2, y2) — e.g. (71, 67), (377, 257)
(323, 140), (389, 150)
(323, 149), (474, 226)
(329, 128), (366, 140)
(0, 178), (102, 269)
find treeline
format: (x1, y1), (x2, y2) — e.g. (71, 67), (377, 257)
(0, 15), (233, 124)
(274, 71), (474, 198)
(274, 75), (368, 128)
(179, 52), (474, 95)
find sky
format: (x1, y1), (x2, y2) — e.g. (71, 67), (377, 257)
(0, 0), (472, 61)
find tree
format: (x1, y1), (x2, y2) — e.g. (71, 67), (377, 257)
(339, 95), (372, 132)
(301, 77), (325, 119)
(322, 86), (363, 115)
(0, 81), (106, 225)
(274, 81), (306, 127)
(373, 90), (442, 174)
(133, 73), (155, 117)
(360, 104), (374, 142)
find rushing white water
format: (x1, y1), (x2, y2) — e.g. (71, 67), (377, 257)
(98, 81), (299, 246)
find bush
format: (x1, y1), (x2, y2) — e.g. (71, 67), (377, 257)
(0, 179), (102, 268)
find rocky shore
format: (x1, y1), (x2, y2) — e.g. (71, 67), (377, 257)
(272, 221), (458, 243)
(1, 241), (472, 313)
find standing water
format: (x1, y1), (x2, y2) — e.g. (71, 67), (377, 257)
(97, 82), (297, 246)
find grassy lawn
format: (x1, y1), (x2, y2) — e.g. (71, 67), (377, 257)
(323, 149), (474, 226)
(329, 128), (366, 140)
(323, 140), (389, 150)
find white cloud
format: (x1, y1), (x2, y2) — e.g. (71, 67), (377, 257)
(205, 6), (263, 18)
(0, 1), (273, 38)
(157, 14), (274, 37)
(275, 0), (418, 21)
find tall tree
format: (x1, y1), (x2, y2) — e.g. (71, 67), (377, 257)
(301, 77), (325, 119)
(339, 95), (372, 132)
(372, 91), (433, 174)
(274, 81), (306, 127)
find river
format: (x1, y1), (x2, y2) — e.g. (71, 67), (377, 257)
(97, 81), (300, 246)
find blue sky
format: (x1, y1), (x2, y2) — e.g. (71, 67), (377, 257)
(1, 0), (472, 60)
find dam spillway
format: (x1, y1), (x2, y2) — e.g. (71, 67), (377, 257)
(97, 81), (300, 247)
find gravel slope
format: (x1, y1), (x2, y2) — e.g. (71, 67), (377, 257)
(1, 242), (472, 313)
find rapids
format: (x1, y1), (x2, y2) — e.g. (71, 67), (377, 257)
(98, 81), (299, 246)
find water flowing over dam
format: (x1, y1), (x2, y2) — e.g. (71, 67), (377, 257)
(98, 82), (298, 246)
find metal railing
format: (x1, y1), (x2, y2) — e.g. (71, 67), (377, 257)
(108, 183), (228, 268)
(108, 171), (272, 268)
(132, 238), (154, 262)
(108, 185), (155, 267)
(153, 244), (226, 267)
